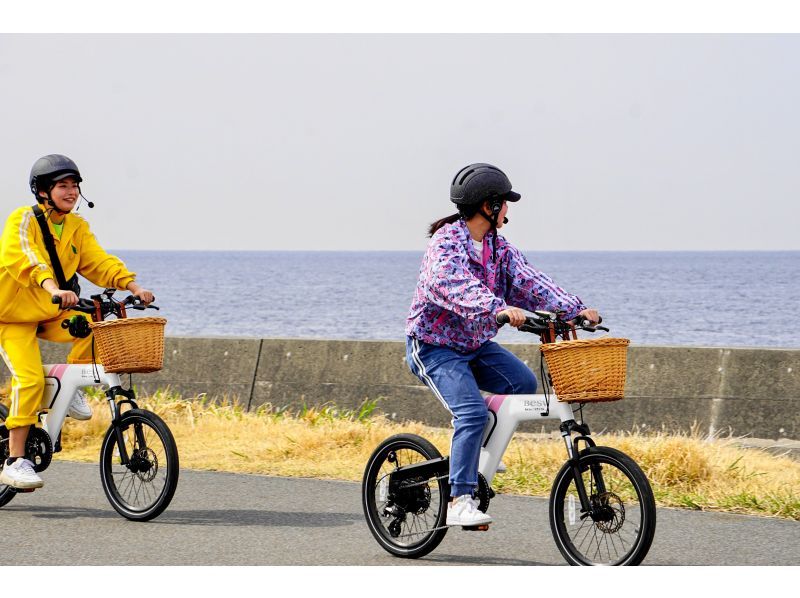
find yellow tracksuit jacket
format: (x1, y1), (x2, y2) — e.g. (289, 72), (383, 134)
(0, 205), (136, 428)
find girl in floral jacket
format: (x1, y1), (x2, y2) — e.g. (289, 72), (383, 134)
(405, 163), (599, 527)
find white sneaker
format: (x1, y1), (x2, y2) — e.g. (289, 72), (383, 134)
(0, 458), (44, 489)
(68, 389), (92, 420)
(446, 495), (492, 527)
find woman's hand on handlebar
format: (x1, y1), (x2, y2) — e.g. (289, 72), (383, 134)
(43, 279), (79, 309)
(51, 290), (78, 308)
(576, 308), (601, 325)
(497, 307), (526, 328)
(126, 282), (155, 305)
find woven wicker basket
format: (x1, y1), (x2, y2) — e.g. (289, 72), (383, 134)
(90, 317), (167, 374)
(539, 337), (630, 403)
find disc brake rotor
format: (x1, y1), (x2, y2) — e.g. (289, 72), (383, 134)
(130, 448), (158, 482)
(592, 491), (625, 533)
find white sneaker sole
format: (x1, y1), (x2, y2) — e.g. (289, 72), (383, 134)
(0, 471), (44, 490)
(67, 410), (92, 421)
(446, 514), (493, 526)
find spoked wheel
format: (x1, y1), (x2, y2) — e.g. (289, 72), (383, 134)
(0, 403), (15, 508)
(362, 433), (449, 558)
(100, 409), (179, 521)
(549, 446), (656, 565)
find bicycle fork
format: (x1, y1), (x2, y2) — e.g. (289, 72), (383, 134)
(560, 419), (604, 518)
(105, 386), (139, 466)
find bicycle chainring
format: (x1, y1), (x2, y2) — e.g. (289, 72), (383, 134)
(26, 427), (53, 473)
(474, 473), (494, 513)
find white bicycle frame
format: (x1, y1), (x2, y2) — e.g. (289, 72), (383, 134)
(39, 362), (122, 443)
(478, 392), (579, 487)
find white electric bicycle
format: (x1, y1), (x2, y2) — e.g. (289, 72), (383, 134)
(362, 312), (656, 565)
(0, 290), (178, 521)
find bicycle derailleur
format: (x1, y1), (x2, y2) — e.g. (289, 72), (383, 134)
(383, 474), (432, 538)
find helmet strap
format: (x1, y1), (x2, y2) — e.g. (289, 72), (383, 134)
(41, 189), (71, 217)
(477, 202), (502, 261)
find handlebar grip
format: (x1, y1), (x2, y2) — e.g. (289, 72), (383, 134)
(125, 295), (157, 308)
(576, 314), (603, 325)
(51, 296), (61, 305)
(496, 313), (510, 325)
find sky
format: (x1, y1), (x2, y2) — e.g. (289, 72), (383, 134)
(1, 33), (798, 251)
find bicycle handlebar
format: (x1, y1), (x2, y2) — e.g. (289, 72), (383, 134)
(52, 289), (159, 319)
(51, 296), (96, 313)
(496, 311), (609, 335)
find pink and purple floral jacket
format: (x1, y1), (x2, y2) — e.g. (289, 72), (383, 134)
(405, 219), (586, 352)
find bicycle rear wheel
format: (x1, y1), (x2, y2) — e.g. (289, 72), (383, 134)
(100, 409), (179, 521)
(549, 446), (656, 565)
(362, 433), (449, 558)
(0, 404), (16, 508)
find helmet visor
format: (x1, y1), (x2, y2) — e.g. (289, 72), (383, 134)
(497, 190), (521, 202)
(50, 171), (82, 183)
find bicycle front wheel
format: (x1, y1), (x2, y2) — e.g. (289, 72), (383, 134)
(362, 433), (449, 558)
(100, 409), (179, 521)
(549, 446), (656, 566)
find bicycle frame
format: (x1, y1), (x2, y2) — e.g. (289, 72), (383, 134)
(479, 393), (582, 485)
(389, 390), (591, 490)
(40, 362), (137, 463)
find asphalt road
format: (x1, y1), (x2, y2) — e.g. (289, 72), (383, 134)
(2, 461), (798, 566)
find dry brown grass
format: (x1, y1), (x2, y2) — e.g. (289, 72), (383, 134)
(5, 390), (799, 520)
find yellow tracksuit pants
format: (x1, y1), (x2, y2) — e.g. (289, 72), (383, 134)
(0, 315), (93, 429)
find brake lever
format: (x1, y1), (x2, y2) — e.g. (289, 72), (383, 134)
(124, 295), (159, 310)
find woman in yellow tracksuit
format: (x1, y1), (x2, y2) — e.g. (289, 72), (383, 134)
(0, 154), (154, 489)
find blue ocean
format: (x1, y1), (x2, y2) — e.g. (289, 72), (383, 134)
(89, 251), (799, 349)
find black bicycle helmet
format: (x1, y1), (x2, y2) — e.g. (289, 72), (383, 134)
(450, 163), (520, 206)
(29, 154), (82, 196)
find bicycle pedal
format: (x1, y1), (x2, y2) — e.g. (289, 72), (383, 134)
(461, 524), (490, 531)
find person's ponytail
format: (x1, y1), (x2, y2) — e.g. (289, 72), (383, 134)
(427, 201), (485, 237)
(427, 213), (461, 237)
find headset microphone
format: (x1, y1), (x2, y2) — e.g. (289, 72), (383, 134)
(79, 192), (94, 209)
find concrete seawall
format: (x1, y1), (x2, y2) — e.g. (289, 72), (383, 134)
(11, 337), (796, 441)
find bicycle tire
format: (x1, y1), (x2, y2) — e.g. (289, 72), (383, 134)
(0, 404), (16, 508)
(549, 446), (656, 566)
(362, 433), (449, 558)
(99, 409), (179, 521)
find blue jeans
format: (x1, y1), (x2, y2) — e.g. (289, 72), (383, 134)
(406, 336), (537, 497)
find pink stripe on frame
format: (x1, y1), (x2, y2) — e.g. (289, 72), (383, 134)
(484, 394), (508, 413)
(47, 364), (68, 380)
